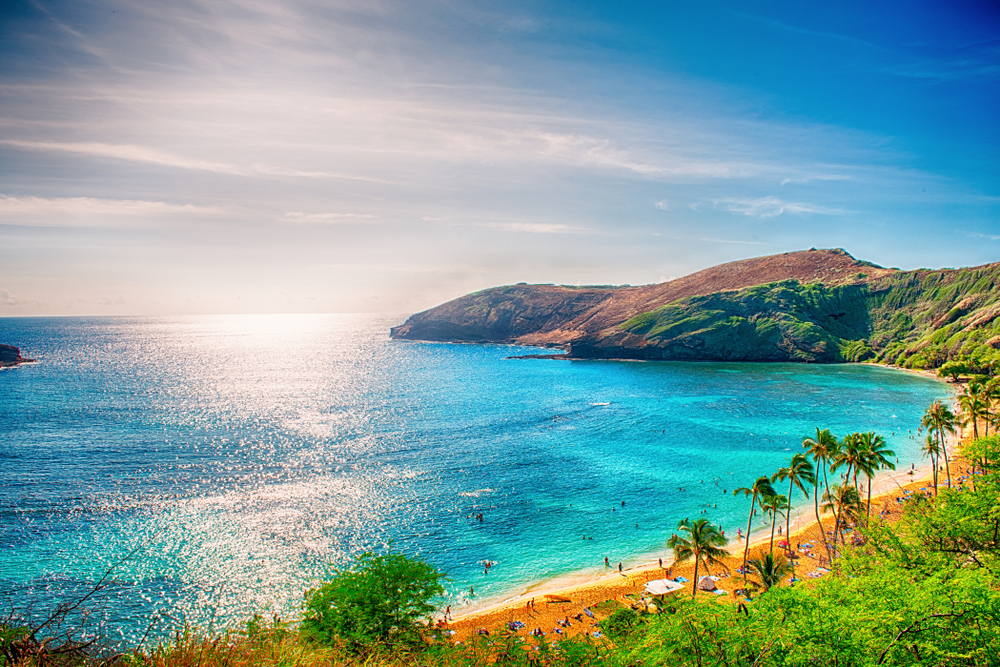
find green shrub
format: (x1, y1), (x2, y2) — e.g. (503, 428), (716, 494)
(602, 607), (644, 641)
(301, 551), (445, 651)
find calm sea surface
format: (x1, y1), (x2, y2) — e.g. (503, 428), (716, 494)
(0, 314), (949, 642)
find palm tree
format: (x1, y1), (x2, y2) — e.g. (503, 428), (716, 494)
(921, 434), (941, 493)
(856, 432), (895, 519)
(761, 493), (789, 555)
(745, 552), (794, 593)
(773, 453), (816, 550)
(922, 400), (960, 489)
(666, 518), (730, 599)
(733, 476), (775, 588)
(822, 484), (864, 548)
(958, 383), (988, 440)
(830, 432), (866, 540)
(984, 378), (1000, 437)
(801, 428), (838, 565)
(833, 432), (866, 493)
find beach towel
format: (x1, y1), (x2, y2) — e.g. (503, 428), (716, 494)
(676, 576), (690, 582)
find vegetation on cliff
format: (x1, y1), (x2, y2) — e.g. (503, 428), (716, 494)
(611, 261), (1000, 368)
(391, 249), (1000, 370)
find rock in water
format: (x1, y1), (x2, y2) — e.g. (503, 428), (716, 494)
(0, 344), (34, 367)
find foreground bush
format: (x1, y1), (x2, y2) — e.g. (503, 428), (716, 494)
(301, 551), (445, 651)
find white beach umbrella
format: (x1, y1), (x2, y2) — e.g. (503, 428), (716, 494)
(644, 579), (685, 597)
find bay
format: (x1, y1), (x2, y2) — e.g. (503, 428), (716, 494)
(0, 314), (949, 642)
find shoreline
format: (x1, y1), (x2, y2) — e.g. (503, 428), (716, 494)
(444, 457), (956, 639)
(448, 457), (942, 627)
(446, 368), (964, 630)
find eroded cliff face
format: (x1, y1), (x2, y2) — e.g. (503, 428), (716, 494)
(390, 248), (1000, 366)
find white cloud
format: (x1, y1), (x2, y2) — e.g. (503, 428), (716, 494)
(699, 237), (778, 246)
(0, 195), (226, 226)
(654, 199), (669, 210)
(0, 289), (19, 306)
(714, 196), (847, 218)
(969, 232), (1000, 242)
(281, 212), (376, 224)
(780, 175), (851, 186)
(0, 140), (399, 184)
(476, 221), (588, 234)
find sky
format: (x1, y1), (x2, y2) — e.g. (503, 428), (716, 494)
(0, 0), (998, 316)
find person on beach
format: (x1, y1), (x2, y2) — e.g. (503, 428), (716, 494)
(618, 562), (623, 572)
(605, 556), (609, 567)
(659, 557), (663, 568)
(445, 605), (451, 621)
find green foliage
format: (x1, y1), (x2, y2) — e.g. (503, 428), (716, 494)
(938, 360), (969, 381)
(614, 263), (1000, 367)
(745, 552), (793, 593)
(621, 463), (1000, 666)
(602, 607), (644, 641)
(301, 551), (445, 651)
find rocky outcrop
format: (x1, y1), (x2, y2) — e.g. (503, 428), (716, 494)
(0, 344), (34, 368)
(391, 249), (1000, 368)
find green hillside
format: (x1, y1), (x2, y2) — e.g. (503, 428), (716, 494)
(615, 262), (1000, 370)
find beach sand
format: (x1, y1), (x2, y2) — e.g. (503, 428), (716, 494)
(441, 428), (969, 643)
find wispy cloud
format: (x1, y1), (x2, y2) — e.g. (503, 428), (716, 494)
(780, 175), (851, 186)
(714, 196), (847, 218)
(281, 212), (376, 224)
(969, 232), (1000, 242)
(0, 195), (225, 226)
(476, 221), (589, 234)
(654, 199), (669, 210)
(0, 140), (400, 183)
(699, 237), (779, 246)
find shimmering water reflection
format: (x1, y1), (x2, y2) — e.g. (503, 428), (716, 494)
(0, 314), (950, 642)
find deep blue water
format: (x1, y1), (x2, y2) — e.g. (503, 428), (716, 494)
(0, 314), (949, 642)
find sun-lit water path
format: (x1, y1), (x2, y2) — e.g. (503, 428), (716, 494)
(0, 314), (949, 642)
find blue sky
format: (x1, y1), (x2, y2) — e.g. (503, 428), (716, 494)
(0, 0), (997, 315)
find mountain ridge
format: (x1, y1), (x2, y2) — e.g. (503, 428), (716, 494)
(390, 249), (1000, 369)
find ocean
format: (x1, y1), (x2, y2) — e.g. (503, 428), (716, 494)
(0, 313), (949, 643)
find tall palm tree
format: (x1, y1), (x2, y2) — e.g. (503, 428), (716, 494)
(666, 518), (730, 599)
(922, 400), (960, 489)
(833, 432), (866, 493)
(822, 484), (864, 548)
(745, 552), (794, 593)
(921, 433), (940, 493)
(801, 428), (838, 565)
(761, 493), (789, 555)
(733, 476), (775, 588)
(984, 378), (1000, 437)
(773, 453), (816, 550)
(958, 383), (988, 440)
(856, 432), (895, 519)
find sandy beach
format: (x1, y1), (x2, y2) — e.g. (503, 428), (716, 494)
(441, 419), (967, 643)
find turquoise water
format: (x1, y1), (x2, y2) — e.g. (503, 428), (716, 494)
(0, 314), (949, 642)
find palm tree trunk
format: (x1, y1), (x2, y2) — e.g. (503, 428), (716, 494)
(866, 475), (873, 520)
(822, 461), (831, 500)
(814, 477), (833, 567)
(940, 431), (952, 489)
(691, 558), (700, 599)
(786, 479), (794, 574)
(832, 464), (852, 549)
(743, 497), (755, 590)
(769, 514), (777, 554)
(931, 446), (938, 494)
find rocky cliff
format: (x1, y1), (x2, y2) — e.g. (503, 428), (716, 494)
(391, 249), (1000, 369)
